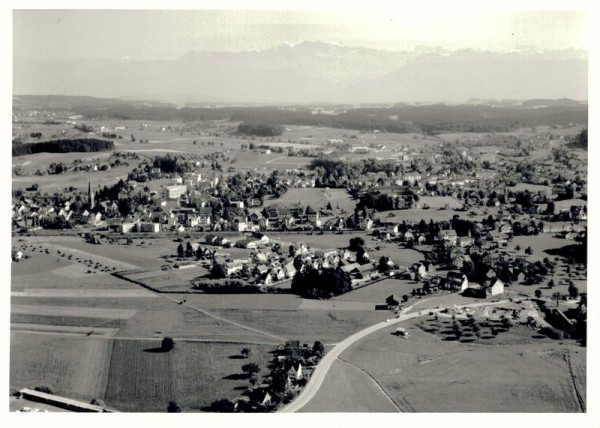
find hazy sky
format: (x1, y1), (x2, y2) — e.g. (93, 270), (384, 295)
(13, 9), (588, 60)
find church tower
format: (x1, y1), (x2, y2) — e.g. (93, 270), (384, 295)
(88, 182), (95, 209)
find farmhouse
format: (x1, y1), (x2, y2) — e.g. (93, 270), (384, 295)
(462, 279), (504, 298)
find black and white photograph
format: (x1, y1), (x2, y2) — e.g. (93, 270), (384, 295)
(3, 1), (598, 426)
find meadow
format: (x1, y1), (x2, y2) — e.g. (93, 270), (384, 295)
(335, 320), (585, 412)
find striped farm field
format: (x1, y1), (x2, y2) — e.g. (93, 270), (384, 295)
(10, 332), (113, 402)
(104, 339), (274, 412)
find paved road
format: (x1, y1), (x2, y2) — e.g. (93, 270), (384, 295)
(280, 298), (507, 413)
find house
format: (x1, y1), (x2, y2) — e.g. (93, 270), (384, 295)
(489, 279), (504, 296)
(403, 230), (414, 242)
(252, 232), (270, 244)
(166, 185), (187, 199)
(283, 261), (297, 279)
(451, 254), (464, 269)
(197, 207), (212, 225)
(481, 252), (495, 266)
(137, 222), (160, 233)
(235, 239), (259, 249)
(261, 392), (272, 407)
(386, 224), (399, 236)
(457, 236), (474, 248)
(487, 231), (508, 245)
(438, 229), (458, 245)
(305, 206), (319, 223)
(288, 363), (303, 381)
(359, 218), (373, 230)
(223, 261), (244, 276)
(462, 279), (504, 298)
(446, 271), (469, 292)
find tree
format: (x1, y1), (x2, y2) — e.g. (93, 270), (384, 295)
(552, 292), (561, 307)
(515, 244), (521, 252)
(209, 398), (235, 412)
(162, 336), (175, 351)
(568, 283), (579, 300)
(452, 321), (463, 339)
(291, 267), (352, 298)
(167, 401), (181, 413)
(348, 237), (365, 252)
(312, 341), (325, 358)
(378, 256), (391, 272)
(240, 348), (252, 359)
(241, 363), (261, 378)
(547, 279), (555, 289)
(534, 289), (543, 299)
(177, 243), (184, 258)
(211, 263), (227, 279)
(185, 241), (194, 258)
(525, 246), (533, 255)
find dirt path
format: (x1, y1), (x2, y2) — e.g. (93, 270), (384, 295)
(564, 349), (586, 412)
(150, 293), (287, 342)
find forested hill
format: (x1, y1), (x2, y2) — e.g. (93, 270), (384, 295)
(12, 138), (114, 157)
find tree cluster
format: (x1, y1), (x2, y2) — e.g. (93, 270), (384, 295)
(291, 267), (352, 298)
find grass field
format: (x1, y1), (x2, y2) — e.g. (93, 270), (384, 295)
(418, 196), (462, 210)
(339, 320), (586, 412)
(210, 309), (388, 344)
(13, 166), (130, 195)
(335, 278), (421, 303)
(10, 333), (113, 402)
(104, 339), (274, 412)
(300, 359), (399, 412)
(263, 187), (356, 214)
(11, 255), (141, 291)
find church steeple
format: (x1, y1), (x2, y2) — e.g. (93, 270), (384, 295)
(88, 182), (95, 209)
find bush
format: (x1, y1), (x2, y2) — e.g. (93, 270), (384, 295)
(34, 385), (54, 395)
(167, 401), (181, 413)
(161, 337), (175, 351)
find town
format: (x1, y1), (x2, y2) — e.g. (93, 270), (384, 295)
(10, 95), (587, 413)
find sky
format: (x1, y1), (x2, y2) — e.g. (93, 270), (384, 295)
(13, 9), (588, 61)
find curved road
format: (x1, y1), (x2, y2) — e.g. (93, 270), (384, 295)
(280, 298), (507, 412)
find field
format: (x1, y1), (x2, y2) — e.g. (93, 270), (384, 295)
(418, 196), (462, 209)
(263, 187), (356, 214)
(10, 333), (113, 402)
(104, 339), (274, 412)
(209, 309), (388, 344)
(331, 319), (586, 412)
(335, 278), (419, 303)
(300, 359), (399, 412)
